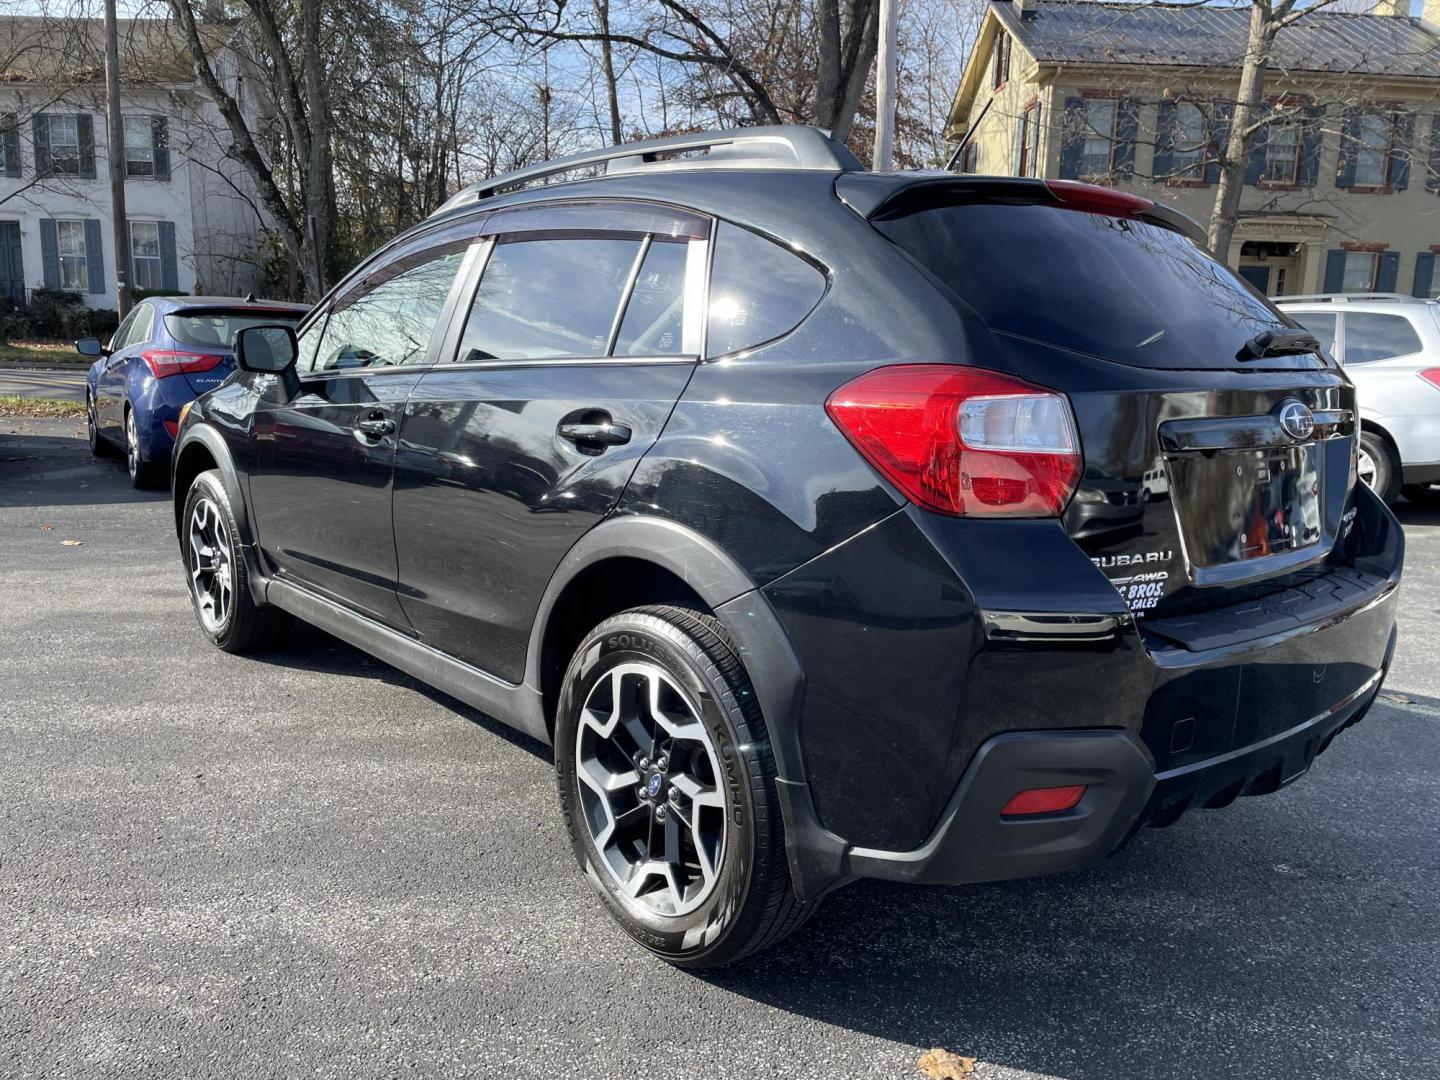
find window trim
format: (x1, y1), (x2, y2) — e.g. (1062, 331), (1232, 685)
(55, 217), (88, 291)
(122, 114), (157, 179)
(1078, 98), (1118, 180)
(47, 113), (83, 176)
(991, 30), (1010, 91)
(1261, 120), (1302, 186)
(1340, 250), (1381, 292)
(129, 219), (163, 291)
(1350, 110), (1401, 191)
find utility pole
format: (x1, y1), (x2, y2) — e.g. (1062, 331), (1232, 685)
(872, 0), (898, 171)
(103, 0), (131, 317)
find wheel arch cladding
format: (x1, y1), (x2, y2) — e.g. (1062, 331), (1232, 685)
(172, 427), (252, 559)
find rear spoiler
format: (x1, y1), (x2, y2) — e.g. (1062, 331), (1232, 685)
(835, 174), (1208, 247)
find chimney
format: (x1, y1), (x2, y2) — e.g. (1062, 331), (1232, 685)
(1015, 0), (1038, 18)
(1371, 0), (1408, 16)
(1422, 0), (1439, 32)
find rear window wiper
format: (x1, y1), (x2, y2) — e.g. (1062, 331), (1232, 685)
(1235, 330), (1321, 362)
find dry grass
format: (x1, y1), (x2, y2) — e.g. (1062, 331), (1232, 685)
(0, 395), (86, 419)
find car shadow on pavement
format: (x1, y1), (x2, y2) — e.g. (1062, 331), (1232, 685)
(0, 427), (169, 507)
(700, 696), (1438, 1079)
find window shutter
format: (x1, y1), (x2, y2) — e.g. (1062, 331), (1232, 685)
(151, 116), (170, 181)
(1245, 108), (1269, 186)
(1413, 252), (1436, 298)
(1114, 97), (1139, 177)
(1204, 100), (1233, 184)
(158, 221), (179, 291)
(1322, 250), (1346, 293)
(1058, 97), (1085, 179)
(84, 218), (104, 294)
(1390, 111), (1414, 191)
(1336, 111), (1359, 188)
(32, 113), (50, 176)
(39, 218), (59, 289)
(1427, 114), (1440, 193)
(1153, 99), (1175, 179)
(1, 114), (17, 178)
(1376, 250), (1400, 293)
(77, 114), (96, 179)
(1299, 106), (1323, 187)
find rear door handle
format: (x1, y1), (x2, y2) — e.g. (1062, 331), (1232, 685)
(558, 421), (632, 447)
(355, 414), (395, 439)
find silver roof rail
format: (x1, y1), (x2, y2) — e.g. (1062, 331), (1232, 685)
(431, 125), (862, 217)
(1277, 292), (1426, 304)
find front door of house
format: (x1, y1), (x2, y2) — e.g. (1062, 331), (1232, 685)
(1238, 264), (1270, 294)
(0, 222), (23, 305)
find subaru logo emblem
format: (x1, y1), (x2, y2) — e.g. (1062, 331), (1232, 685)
(1278, 401), (1314, 440)
(646, 773), (663, 798)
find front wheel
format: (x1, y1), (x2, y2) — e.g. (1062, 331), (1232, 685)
(86, 392), (115, 457)
(182, 469), (289, 653)
(554, 605), (810, 968)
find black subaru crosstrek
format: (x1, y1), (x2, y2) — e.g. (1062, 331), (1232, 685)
(172, 125), (1403, 968)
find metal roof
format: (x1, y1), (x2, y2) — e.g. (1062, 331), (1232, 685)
(993, 1), (1440, 79)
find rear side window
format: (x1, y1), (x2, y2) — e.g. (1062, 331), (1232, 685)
(874, 202), (1314, 370)
(1343, 312), (1422, 363)
(460, 237), (640, 361)
(613, 239), (688, 356)
(1289, 312), (1337, 357)
(164, 310), (301, 350)
(706, 222), (826, 358)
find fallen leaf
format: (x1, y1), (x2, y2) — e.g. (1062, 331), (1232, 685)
(60, 539), (82, 546)
(1382, 692), (1414, 705)
(916, 1048), (976, 1079)
(39, 523), (53, 531)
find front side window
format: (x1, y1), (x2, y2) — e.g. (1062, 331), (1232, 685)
(48, 114), (81, 175)
(1341, 252), (1378, 292)
(56, 219), (87, 291)
(1170, 102), (1208, 178)
(130, 221), (162, 290)
(123, 116), (155, 178)
(1353, 113), (1394, 187)
(459, 237), (641, 361)
(1080, 100), (1116, 178)
(1263, 121), (1301, 183)
(309, 246), (466, 372)
(1344, 313), (1422, 363)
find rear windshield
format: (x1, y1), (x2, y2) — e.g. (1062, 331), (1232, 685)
(873, 202), (1321, 370)
(164, 310), (303, 350)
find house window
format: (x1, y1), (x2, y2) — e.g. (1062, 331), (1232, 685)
(1171, 102), (1208, 178)
(1354, 112), (1396, 188)
(1341, 251), (1379, 292)
(992, 31), (1010, 90)
(1017, 104), (1041, 177)
(47, 114), (82, 175)
(960, 142), (979, 174)
(1263, 121), (1301, 184)
(1, 113), (18, 177)
(1080, 99), (1116, 177)
(56, 219), (88, 291)
(1426, 257), (1440, 298)
(130, 221), (162, 290)
(123, 116), (155, 178)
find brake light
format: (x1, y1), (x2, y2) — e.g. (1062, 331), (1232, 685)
(142, 350), (226, 379)
(1044, 179), (1154, 218)
(1001, 785), (1087, 817)
(1419, 368), (1440, 391)
(825, 365), (1082, 517)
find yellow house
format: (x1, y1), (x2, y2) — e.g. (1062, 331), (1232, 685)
(946, 0), (1440, 297)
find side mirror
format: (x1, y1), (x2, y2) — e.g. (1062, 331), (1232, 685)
(235, 324), (298, 374)
(75, 337), (105, 358)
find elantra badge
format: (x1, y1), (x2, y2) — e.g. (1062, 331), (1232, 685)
(1278, 401), (1314, 441)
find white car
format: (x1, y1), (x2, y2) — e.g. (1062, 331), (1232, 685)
(1278, 293), (1440, 505)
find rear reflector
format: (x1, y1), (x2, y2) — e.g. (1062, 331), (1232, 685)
(142, 350), (226, 380)
(1419, 368), (1440, 391)
(825, 364), (1082, 517)
(1001, 785), (1087, 817)
(162, 420), (179, 438)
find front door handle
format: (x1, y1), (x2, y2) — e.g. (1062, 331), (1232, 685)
(558, 420), (632, 448)
(355, 414), (395, 439)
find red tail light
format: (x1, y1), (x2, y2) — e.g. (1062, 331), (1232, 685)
(1044, 179), (1155, 218)
(1419, 368), (1440, 391)
(1001, 785), (1088, 817)
(825, 364), (1083, 517)
(142, 350), (226, 379)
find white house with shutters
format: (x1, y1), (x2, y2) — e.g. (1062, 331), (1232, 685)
(0, 16), (271, 310)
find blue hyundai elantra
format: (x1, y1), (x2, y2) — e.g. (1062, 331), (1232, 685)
(81, 295), (308, 488)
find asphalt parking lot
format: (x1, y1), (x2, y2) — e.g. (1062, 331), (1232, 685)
(2, 416), (1438, 1080)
